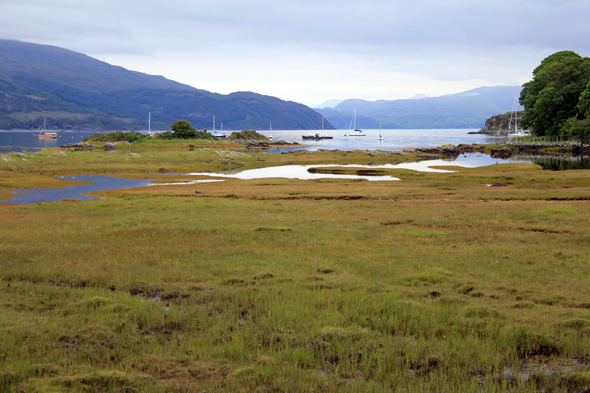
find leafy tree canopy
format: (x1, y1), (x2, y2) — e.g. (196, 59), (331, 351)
(578, 80), (590, 119)
(519, 51), (590, 137)
(164, 120), (216, 140)
(171, 120), (197, 139)
(563, 117), (590, 144)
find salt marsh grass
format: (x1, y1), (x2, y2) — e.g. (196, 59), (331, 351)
(2, 143), (590, 391)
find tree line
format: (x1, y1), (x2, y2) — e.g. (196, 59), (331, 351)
(520, 50), (590, 141)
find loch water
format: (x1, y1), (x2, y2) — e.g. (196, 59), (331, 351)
(0, 129), (501, 154)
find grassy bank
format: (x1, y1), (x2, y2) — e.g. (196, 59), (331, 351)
(1, 141), (590, 392)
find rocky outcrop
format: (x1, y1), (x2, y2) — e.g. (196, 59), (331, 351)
(60, 142), (94, 149)
(246, 140), (299, 148)
(442, 144), (459, 156)
(416, 147), (440, 154)
(477, 111), (526, 134)
(490, 147), (513, 158)
(507, 140), (582, 151)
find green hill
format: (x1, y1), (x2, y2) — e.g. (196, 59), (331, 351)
(0, 40), (334, 131)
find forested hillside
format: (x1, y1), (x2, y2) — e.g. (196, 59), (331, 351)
(0, 40), (333, 131)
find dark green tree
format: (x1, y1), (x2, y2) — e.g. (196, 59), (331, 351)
(171, 120), (197, 139)
(519, 51), (590, 137)
(578, 80), (590, 118)
(564, 117), (590, 144)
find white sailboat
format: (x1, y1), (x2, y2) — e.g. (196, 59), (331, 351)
(507, 110), (529, 138)
(148, 112), (155, 136)
(348, 110), (366, 136)
(507, 92), (530, 139)
(212, 115), (226, 138)
(268, 121), (273, 140)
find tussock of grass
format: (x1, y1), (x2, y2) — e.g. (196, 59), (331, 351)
(255, 226), (292, 232)
(554, 318), (590, 330)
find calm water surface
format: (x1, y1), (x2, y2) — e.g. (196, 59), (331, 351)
(0, 129), (503, 153)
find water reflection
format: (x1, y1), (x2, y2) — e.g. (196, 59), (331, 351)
(526, 156), (590, 170)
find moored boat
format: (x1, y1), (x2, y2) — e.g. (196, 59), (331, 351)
(302, 133), (333, 141)
(35, 118), (57, 139)
(347, 110), (365, 136)
(302, 117), (333, 140)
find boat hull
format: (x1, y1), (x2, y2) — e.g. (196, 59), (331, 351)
(302, 135), (333, 140)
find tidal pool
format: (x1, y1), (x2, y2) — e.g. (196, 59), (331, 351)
(188, 164), (403, 181)
(0, 153), (542, 204)
(0, 175), (221, 204)
(185, 154), (512, 181)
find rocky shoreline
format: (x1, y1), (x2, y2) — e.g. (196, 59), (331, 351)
(473, 111), (527, 135)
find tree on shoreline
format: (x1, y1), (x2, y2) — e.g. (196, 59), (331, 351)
(519, 51), (590, 138)
(157, 120), (216, 140)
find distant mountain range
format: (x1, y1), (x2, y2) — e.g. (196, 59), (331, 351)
(0, 39), (334, 131)
(315, 86), (524, 129)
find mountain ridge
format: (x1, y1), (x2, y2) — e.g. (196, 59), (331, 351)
(0, 39), (334, 131)
(316, 86), (524, 129)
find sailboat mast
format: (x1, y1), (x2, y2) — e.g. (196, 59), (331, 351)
(213, 115), (215, 132)
(148, 112), (151, 133)
(269, 121), (273, 140)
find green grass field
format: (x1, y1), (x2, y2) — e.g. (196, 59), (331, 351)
(2, 140), (590, 392)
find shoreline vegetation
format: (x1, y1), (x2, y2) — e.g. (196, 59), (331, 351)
(2, 134), (590, 392)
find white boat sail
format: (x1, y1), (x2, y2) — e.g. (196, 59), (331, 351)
(212, 115), (226, 138)
(348, 110), (366, 136)
(507, 111), (530, 138)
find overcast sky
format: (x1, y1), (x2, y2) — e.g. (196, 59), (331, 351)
(1, 0), (589, 107)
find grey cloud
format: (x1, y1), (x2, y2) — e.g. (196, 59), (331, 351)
(1, 0), (589, 102)
(3, 1), (589, 57)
